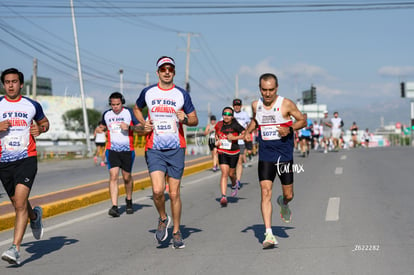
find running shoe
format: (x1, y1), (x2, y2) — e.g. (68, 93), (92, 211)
(237, 180), (241, 190)
(155, 215), (171, 242)
(277, 195), (292, 223)
(220, 196), (228, 207)
(231, 180), (240, 196)
(212, 166), (217, 172)
(125, 198), (133, 214)
(262, 233), (278, 249)
(30, 206), (44, 240)
(100, 161), (105, 167)
(172, 231), (185, 249)
(1, 245), (20, 265)
(94, 156), (98, 164)
(108, 206), (120, 217)
(230, 186), (238, 197)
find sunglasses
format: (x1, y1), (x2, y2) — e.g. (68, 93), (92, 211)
(159, 67), (175, 73)
(222, 112), (233, 116)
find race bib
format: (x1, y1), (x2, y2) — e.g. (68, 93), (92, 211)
(261, 125), (281, 140)
(3, 134), (29, 151)
(220, 139), (232, 150)
(110, 123), (122, 134)
(153, 119), (177, 135)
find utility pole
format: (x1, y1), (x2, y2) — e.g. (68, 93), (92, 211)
(207, 102), (211, 123)
(178, 32), (198, 92)
(178, 32), (198, 149)
(70, 0), (92, 156)
(119, 69), (124, 94)
(31, 58), (37, 100)
(146, 72), (150, 86)
(400, 81), (414, 146)
(235, 74), (239, 99)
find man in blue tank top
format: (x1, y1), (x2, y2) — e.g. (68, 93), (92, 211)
(245, 73), (306, 249)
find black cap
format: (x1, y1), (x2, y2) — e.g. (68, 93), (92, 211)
(232, 98), (242, 106)
(210, 115), (216, 121)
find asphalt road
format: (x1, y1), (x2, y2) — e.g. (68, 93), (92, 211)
(1, 147), (413, 274)
(0, 154), (202, 203)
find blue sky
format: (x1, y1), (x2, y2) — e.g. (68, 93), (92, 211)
(1, 1), (414, 130)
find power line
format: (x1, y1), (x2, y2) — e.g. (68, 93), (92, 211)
(2, 1), (414, 18)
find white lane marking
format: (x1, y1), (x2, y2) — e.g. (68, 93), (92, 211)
(0, 172), (221, 247)
(181, 172), (219, 186)
(340, 155), (347, 160)
(335, 167), (343, 175)
(325, 197), (340, 221)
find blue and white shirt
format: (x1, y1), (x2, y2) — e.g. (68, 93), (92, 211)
(101, 107), (139, 152)
(0, 95), (46, 162)
(136, 83), (195, 150)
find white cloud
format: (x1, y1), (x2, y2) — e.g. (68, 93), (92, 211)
(284, 63), (334, 81)
(238, 58), (334, 84)
(239, 58), (283, 78)
(378, 66), (414, 77)
(317, 85), (343, 97)
(205, 78), (224, 90)
(369, 82), (400, 97)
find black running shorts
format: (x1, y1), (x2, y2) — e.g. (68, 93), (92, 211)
(0, 156), (38, 198)
(258, 160), (293, 185)
(218, 152), (239, 169)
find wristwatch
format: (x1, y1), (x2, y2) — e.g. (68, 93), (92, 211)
(289, 126), (294, 134)
(182, 117), (188, 125)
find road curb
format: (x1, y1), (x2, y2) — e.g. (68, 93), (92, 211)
(0, 159), (212, 232)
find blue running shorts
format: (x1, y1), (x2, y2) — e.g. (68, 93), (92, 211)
(145, 148), (185, 179)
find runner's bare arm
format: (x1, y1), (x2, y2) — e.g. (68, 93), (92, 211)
(179, 110), (198, 127)
(285, 99), (306, 131)
(244, 100), (258, 141)
(31, 117), (50, 137)
(0, 120), (11, 132)
(133, 104), (146, 125)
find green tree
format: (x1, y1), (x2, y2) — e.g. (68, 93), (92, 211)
(62, 108), (102, 133)
(127, 105), (148, 120)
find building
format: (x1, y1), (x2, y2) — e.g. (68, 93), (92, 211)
(35, 95), (94, 141)
(24, 76), (53, 96)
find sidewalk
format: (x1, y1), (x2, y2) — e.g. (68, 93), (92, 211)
(0, 155), (212, 232)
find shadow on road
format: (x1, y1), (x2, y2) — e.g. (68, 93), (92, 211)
(118, 203), (152, 215)
(241, 224), (295, 244)
(149, 225), (202, 249)
(17, 236), (79, 266)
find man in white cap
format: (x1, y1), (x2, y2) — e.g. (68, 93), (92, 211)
(321, 110), (331, 153)
(134, 56), (198, 249)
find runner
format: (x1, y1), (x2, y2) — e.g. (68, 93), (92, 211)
(101, 92), (140, 217)
(232, 98), (250, 188)
(244, 73), (306, 249)
(134, 56), (198, 249)
(321, 110), (331, 154)
(215, 107), (245, 206)
(312, 120), (321, 151)
(0, 68), (49, 265)
(204, 115), (218, 172)
(298, 113), (313, 157)
(330, 111), (344, 150)
(350, 121), (359, 148)
(362, 128), (370, 147)
(93, 122), (107, 166)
